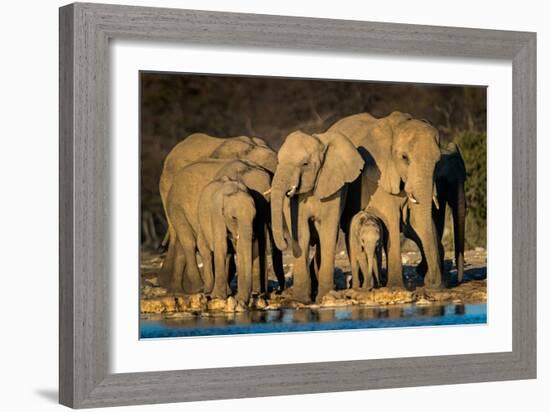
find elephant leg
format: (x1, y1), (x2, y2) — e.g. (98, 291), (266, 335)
(158, 227), (176, 289)
(350, 257), (360, 289)
(181, 248), (202, 293)
(169, 239), (187, 293)
(159, 225), (186, 293)
(433, 194), (447, 278)
(292, 223), (312, 304)
(357, 253), (372, 290)
(309, 239), (320, 299)
(226, 253), (236, 294)
(211, 249), (229, 300)
(256, 224), (268, 294)
(197, 237), (214, 294)
(385, 215), (403, 287)
(374, 247), (382, 288)
(251, 238), (262, 295)
(316, 211), (340, 303)
(403, 224), (427, 281)
(173, 228), (203, 293)
(268, 229), (286, 291)
(411, 214), (443, 288)
(349, 236), (362, 289)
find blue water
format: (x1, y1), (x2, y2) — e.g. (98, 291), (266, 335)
(140, 303), (486, 339)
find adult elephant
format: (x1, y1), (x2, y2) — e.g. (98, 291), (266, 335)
(160, 159), (276, 299)
(159, 134), (283, 291)
(159, 133), (278, 210)
(330, 112), (443, 288)
(432, 141), (467, 283)
(270, 130), (364, 303)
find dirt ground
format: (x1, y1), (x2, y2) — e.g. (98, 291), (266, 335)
(140, 247), (487, 317)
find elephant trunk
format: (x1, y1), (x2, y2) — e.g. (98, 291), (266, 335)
(454, 181), (466, 283)
(365, 247), (375, 289)
(236, 220), (254, 304)
(270, 165), (297, 251)
(410, 166), (443, 287)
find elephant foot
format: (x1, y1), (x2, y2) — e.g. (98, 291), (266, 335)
(169, 283), (185, 294)
(209, 285), (228, 300)
(236, 293), (252, 305)
(425, 279), (444, 290)
(291, 288), (312, 304)
(385, 279), (404, 288)
(315, 287), (334, 304)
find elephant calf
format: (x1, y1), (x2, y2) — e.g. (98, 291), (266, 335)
(349, 210), (384, 289)
(196, 176), (257, 303)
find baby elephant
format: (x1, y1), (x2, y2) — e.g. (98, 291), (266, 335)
(349, 211), (384, 289)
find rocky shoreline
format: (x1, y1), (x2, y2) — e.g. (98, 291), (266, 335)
(140, 249), (487, 320)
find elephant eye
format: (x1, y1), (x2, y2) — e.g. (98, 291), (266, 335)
(303, 161), (309, 166)
(401, 154), (410, 164)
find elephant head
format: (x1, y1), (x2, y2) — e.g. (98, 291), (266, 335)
(370, 112), (441, 204)
(271, 131), (364, 251)
(374, 112), (442, 284)
(202, 177), (256, 301)
(210, 136), (278, 173)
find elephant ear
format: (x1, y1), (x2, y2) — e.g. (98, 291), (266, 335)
(314, 131), (364, 200)
(211, 139), (253, 159)
(251, 136), (269, 147)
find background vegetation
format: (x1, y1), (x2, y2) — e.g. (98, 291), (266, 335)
(140, 73), (487, 250)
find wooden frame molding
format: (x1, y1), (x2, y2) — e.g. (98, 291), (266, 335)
(59, 2), (536, 408)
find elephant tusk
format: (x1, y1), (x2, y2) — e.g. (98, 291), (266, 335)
(432, 184), (439, 210)
(432, 193), (440, 210)
(286, 185), (297, 197)
(408, 193), (418, 204)
(262, 188), (272, 196)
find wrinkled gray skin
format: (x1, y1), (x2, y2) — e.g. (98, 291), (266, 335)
(158, 133), (284, 292)
(349, 211), (384, 290)
(332, 112), (443, 288)
(270, 130), (364, 303)
(196, 177), (256, 303)
(159, 159), (275, 302)
(160, 133), (278, 211)
(422, 142), (467, 283)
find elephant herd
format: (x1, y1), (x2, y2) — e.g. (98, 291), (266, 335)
(158, 111), (467, 305)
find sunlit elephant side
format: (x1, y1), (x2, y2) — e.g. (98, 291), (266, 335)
(159, 133), (281, 288)
(159, 133), (278, 211)
(330, 112), (443, 288)
(270, 130), (364, 303)
(160, 159), (277, 301)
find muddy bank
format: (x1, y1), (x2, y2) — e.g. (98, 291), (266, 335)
(140, 249), (486, 318)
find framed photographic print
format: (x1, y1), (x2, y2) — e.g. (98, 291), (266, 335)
(59, 2), (536, 408)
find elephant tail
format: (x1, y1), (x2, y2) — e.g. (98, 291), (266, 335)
(453, 181), (466, 283)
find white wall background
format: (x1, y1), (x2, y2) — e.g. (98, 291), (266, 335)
(0, 0), (546, 410)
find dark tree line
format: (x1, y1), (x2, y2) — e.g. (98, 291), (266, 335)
(140, 72), (486, 249)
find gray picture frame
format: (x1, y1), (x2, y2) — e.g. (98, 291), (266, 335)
(59, 2), (536, 408)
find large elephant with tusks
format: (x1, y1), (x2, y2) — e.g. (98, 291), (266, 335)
(333, 112), (444, 288)
(270, 130), (364, 303)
